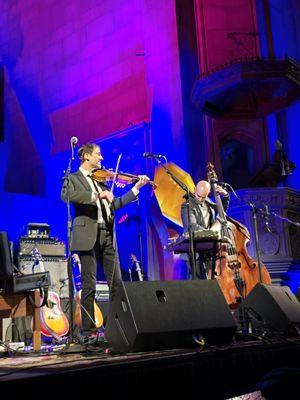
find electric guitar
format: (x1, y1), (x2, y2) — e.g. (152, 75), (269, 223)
(31, 248), (69, 339)
(130, 253), (143, 281)
(72, 253), (103, 329)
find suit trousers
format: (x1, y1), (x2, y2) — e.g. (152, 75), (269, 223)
(78, 226), (121, 335)
(186, 251), (213, 280)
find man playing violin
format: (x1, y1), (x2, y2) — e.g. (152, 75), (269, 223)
(180, 180), (229, 279)
(61, 142), (149, 345)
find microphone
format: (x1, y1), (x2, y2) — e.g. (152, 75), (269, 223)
(263, 205), (272, 233)
(217, 182), (229, 188)
(70, 136), (78, 146)
(143, 152), (164, 159)
(264, 205), (269, 222)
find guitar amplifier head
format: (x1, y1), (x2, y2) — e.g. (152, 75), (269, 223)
(19, 239), (66, 257)
(18, 257), (69, 298)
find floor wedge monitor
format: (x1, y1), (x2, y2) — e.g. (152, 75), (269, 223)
(105, 280), (236, 352)
(240, 283), (300, 335)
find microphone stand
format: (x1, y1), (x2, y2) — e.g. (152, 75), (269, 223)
(62, 143), (76, 344)
(136, 196), (145, 280)
(221, 182), (265, 284)
(249, 202), (263, 283)
(185, 187), (197, 280)
(154, 157), (197, 280)
(219, 182), (299, 335)
(252, 203), (300, 283)
(221, 182), (296, 284)
(107, 154), (123, 296)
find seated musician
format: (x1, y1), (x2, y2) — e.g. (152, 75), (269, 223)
(180, 180), (229, 279)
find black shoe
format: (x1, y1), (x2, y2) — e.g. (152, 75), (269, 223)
(79, 333), (109, 348)
(78, 333), (96, 345)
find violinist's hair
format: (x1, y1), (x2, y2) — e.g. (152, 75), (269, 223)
(77, 143), (100, 163)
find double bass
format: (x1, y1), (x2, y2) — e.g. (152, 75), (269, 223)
(206, 163), (271, 306)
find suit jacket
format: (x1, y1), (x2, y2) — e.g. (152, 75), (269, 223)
(61, 170), (137, 251)
(181, 195), (229, 233)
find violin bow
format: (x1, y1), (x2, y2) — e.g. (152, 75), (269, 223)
(110, 153), (122, 194)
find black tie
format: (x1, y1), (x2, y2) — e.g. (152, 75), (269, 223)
(88, 176), (109, 225)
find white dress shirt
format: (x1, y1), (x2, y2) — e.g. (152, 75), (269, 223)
(199, 202), (210, 229)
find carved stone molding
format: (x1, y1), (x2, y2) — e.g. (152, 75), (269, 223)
(228, 187), (300, 285)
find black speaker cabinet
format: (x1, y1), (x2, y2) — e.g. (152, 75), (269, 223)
(105, 280), (236, 352)
(18, 257), (69, 298)
(0, 231), (14, 280)
(240, 284), (300, 335)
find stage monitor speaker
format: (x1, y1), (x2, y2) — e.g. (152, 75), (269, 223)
(240, 284), (300, 335)
(105, 280), (236, 352)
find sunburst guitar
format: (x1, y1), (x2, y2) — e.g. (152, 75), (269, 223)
(72, 253), (103, 329)
(31, 248), (69, 339)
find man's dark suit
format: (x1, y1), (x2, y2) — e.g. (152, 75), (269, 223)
(180, 195), (229, 279)
(61, 170), (136, 251)
(181, 196), (229, 233)
(61, 170), (137, 335)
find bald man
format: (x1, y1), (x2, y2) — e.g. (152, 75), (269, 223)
(180, 180), (229, 278)
(181, 180), (229, 233)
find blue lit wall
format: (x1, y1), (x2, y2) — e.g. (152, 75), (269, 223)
(0, 1), (186, 281)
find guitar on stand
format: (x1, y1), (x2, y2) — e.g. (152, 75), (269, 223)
(72, 253), (103, 329)
(31, 248), (69, 340)
(130, 253), (144, 281)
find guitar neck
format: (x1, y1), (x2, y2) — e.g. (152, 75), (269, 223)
(72, 255), (82, 292)
(135, 261), (143, 281)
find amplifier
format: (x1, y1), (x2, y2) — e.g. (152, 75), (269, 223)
(18, 257), (69, 298)
(13, 272), (51, 293)
(95, 281), (109, 301)
(19, 239), (66, 257)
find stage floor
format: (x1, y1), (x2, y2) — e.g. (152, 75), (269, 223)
(0, 335), (300, 398)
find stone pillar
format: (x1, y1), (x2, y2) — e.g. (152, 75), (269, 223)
(228, 187), (300, 290)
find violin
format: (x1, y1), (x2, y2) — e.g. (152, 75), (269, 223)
(91, 167), (157, 189)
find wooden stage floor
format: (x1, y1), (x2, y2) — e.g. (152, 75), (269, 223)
(0, 335), (300, 398)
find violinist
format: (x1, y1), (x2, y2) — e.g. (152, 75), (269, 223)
(61, 142), (149, 345)
(180, 180), (229, 278)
